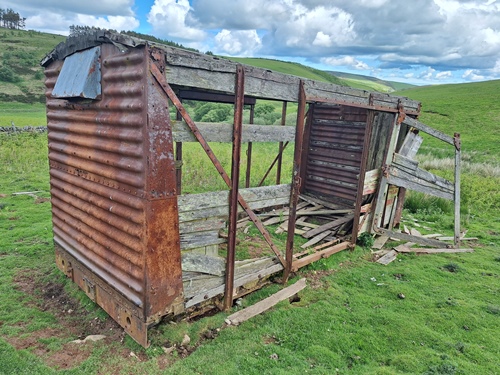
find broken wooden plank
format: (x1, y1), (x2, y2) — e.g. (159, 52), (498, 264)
(363, 169), (380, 195)
(422, 233), (443, 238)
(181, 253), (226, 276)
(395, 247), (474, 254)
(436, 236), (478, 241)
(376, 249), (398, 265)
(372, 235), (389, 250)
(302, 214), (354, 239)
(410, 228), (422, 237)
(226, 278), (307, 325)
(299, 194), (348, 210)
(300, 231), (332, 249)
(292, 242), (350, 271)
(262, 216), (286, 226)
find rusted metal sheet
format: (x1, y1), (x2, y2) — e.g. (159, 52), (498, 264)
(45, 42), (183, 347)
(303, 103), (367, 205)
(52, 46), (101, 99)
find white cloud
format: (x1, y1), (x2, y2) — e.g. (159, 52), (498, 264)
(147, 0), (206, 41)
(321, 56), (369, 70)
(214, 30), (262, 56)
(462, 69), (485, 81)
(419, 67), (436, 80)
(435, 71), (452, 79)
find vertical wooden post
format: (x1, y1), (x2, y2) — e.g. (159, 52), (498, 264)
(454, 133), (461, 248)
(224, 65), (245, 310)
(284, 81), (306, 282)
(276, 101), (287, 185)
(351, 110), (374, 243)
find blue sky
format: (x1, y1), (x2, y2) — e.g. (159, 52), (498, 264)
(11, 0), (500, 85)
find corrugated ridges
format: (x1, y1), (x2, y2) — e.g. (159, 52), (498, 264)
(45, 46), (148, 307)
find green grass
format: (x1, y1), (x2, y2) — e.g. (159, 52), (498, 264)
(223, 57), (345, 86)
(398, 80), (500, 165)
(0, 102), (47, 127)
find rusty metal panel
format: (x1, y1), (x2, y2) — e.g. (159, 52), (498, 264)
(303, 103), (368, 205)
(52, 46), (101, 99)
(45, 42), (183, 346)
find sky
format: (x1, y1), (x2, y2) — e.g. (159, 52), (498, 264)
(8, 0), (500, 85)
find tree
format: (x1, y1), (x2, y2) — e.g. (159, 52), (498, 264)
(0, 8), (25, 29)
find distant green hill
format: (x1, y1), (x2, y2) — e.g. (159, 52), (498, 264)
(327, 71), (416, 93)
(0, 28), (65, 103)
(224, 57), (345, 86)
(398, 80), (500, 164)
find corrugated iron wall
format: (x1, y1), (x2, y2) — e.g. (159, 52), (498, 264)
(303, 103), (368, 206)
(45, 44), (150, 314)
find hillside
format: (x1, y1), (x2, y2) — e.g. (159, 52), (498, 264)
(398, 80), (500, 164)
(223, 57), (345, 86)
(328, 70), (415, 92)
(0, 28), (65, 103)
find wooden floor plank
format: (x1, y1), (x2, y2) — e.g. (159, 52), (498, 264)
(226, 278), (307, 325)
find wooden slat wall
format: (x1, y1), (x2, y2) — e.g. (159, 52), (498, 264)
(177, 184), (291, 251)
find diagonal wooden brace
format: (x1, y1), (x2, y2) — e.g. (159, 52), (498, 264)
(149, 62), (286, 267)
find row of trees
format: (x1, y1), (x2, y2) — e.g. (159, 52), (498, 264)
(0, 8), (25, 29)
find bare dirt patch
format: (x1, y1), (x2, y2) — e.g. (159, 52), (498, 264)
(9, 269), (126, 370)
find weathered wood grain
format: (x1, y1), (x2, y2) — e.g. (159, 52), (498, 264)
(376, 249), (398, 265)
(292, 242), (350, 271)
(181, 253), (226, 276)
(226, 278), (307, 325)
(302, 214), (354, 239)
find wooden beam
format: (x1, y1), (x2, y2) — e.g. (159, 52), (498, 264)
(402, 116), (454, 145)
(225, 278), (307, 325)
(395, 247), (473, 254)
(172, 121), (296, 143)
(292, 242), (350, 271)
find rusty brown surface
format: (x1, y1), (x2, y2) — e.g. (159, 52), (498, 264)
(45, 43), (184, 347)
(224, 65), (245, 310)
(303, 103), (368, 205)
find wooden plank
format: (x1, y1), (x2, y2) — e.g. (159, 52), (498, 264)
(314, 239), (340, 251)
(376, 249), (398, 265)
(291, 242), (350, 271)
(399, 131), (423, 158)
(262, 216), (286, 226)
(454, 141), (461, 248)
(180, 231), (226, 250)
(422, 233), (443, 238)
(410, 228), (422, 237)
(226, 278), (307, 325)
(300, 231), (332, 249)
(299, 194), (348, 210)
(181, 253), (225, 276)
(395, 247), (473, 254)
(184, 258), (283, 308)
(363, 169), (380, 195)
(436, 236), (478, 241)
(172, 121), (296, 143)
(402, 116), (454, 145)
(387, 167), (454, 201)
(302, 214), (354, 239)
(376, 228), (451, 248)
(178, 184), (291, 213)
(372, 235), (389, 250)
